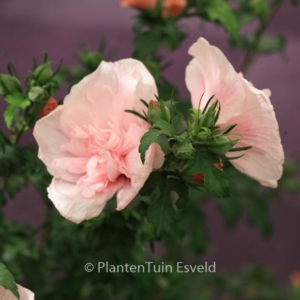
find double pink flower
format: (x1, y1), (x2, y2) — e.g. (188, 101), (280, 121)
(34, 60), (164, 223)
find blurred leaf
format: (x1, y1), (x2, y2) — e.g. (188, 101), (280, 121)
(257, 35), (286, 54)
(4, 93), (30, 129)
(0, 262), (19, 299)
(205, 0), (240, 41)
(249, 0), (270, 21)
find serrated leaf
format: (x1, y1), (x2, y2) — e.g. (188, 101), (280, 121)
(139, 130), (162, 163)
(151, 120), (175, 136)
(205, 0), (240, 41)
(147, 180), (175, 239)
(139, 171), (165, 196)
(0, 262), (20, 299)
(4, 93), (30, 129)
(187, 151), (231, 198)
(169, 178), (189, 209)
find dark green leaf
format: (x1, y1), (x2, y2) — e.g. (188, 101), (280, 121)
(139, 129), (164, 163)
(187, 151), (231, 198)
(147, 180), (175, 239)
(151, 120), (175, 136)
(169, 178), (189, 209)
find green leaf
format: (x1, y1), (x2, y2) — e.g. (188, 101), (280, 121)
(187, 151), (231, 198)
(205, 0), (240, 41)
(147, 179), (175, 239)
(162, 23), (186, 51)
(169, 178), (189, 209)
(0, 131), (7, 154)
(151, 120), (175, 136)
(0, 262), (20, 299)
(248, 0), (270, 21)
(139, 129), (169, 163)
(4, 93), (31, 129)
(291, 0), (299, 4)
(139, 171), (165, 196)
(133, 30), (160, 59)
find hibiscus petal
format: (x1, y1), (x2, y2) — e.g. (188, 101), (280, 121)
(186, 38), (245, 123)
(0, 284), (34, 300)
(33, 107), (80, 182)
(48, 179), (112, 223)
(116, 143), (163, 210)
(226, 80), (284, 187)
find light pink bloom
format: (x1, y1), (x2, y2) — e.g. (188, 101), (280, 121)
(0, 284), (34, 300)
(186, 38), (284, 187)
(34, 59), (164, 223)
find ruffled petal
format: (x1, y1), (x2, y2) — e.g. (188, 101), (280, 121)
(116, 143), (162, 210)
(48, 179), (121, 223)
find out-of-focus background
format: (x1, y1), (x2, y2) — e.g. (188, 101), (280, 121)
(0, 0), (299, 285)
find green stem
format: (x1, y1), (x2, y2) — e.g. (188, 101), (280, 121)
(239, 0), (284, 75)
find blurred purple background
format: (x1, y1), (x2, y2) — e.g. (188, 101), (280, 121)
(0, 0), (300, 285)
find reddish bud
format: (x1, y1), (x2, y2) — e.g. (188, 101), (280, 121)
(120, 0), (158, 10)
(163, 0), (187, 17)
(38, 97), (58, 118)
(191, 162), (223, 183)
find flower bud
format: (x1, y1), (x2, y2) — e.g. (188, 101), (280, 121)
(28, 86), (48, 102)
(120, 0), (158, 10)
(173, 142), (194, 159)
(147, 100), (170, 124)
(81, 52), (102, 70)
(163, 0), (187, 17)
(37, 97), (58, 118)
(205, 136), (238, 156)
(0, 74), (22, 95)
(197, 127), (211, 141)
(33, 62), (53, 85)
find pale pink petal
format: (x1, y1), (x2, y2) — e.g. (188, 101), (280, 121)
(186, 38), (245, 123)
(225, 80), (284, 187)
(48, 179), (120, 223)
(17, 285), (34, 300)
(116, 143), (163, 210)
(0, 284), (34, 300)
(33, 107), (80, 182)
